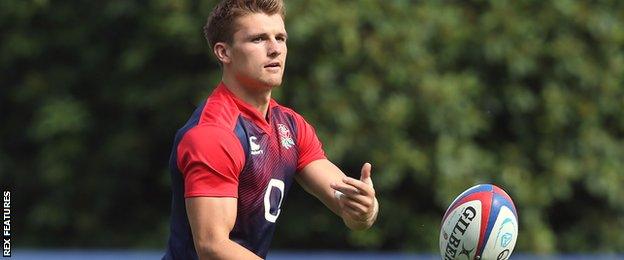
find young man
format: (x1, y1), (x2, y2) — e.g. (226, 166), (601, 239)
(163, 1), (379, 259)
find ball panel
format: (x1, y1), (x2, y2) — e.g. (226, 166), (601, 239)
(474, 192), (494, 257)
(439, 200), (482, 260)
(480, 206), (518, 260)
(492, 185), (518, 216)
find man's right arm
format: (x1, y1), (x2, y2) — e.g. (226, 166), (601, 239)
(186, 197), (261, 260)
(178, 125), (258, 259)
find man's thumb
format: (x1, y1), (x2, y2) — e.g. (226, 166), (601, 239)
(360, 162), (373, 186)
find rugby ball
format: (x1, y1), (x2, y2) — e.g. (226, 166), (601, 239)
(439, 184), (518, 260)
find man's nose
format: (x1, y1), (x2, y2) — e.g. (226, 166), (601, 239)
(267, 38), (282, 57)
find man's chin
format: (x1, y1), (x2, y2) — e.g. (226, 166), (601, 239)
(262, 78), (283, 88)
(239, 75), (283, 90)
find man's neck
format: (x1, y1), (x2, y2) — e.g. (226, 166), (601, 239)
(222, 76), (272, 119)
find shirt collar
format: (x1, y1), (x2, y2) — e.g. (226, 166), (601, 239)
(215, 82), (277, 133)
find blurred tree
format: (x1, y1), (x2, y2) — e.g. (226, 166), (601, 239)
(1, 0), (623, 253)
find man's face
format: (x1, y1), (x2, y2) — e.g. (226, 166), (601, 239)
(227, 13), (287, 90)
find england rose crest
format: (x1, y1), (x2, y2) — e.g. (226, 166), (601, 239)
(277, 124), (295, 149)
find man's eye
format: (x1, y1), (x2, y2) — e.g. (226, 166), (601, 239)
(252, 37), (262, 43)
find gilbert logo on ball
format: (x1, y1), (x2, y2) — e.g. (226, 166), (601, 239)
(439, 184), (518, 260)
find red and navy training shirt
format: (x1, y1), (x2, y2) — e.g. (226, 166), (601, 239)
(163, 83), (326, 259)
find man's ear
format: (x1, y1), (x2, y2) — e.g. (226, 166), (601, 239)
(214, 42), (231, 64)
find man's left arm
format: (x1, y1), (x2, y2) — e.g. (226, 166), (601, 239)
(296, 159), (379, 230)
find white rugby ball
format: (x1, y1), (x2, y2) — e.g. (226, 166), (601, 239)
(439, 184), (519, 260)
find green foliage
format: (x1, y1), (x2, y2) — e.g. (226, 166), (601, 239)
(2, 0), (623, 253)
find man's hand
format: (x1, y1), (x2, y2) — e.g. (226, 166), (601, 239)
(330, 162), (378, 230)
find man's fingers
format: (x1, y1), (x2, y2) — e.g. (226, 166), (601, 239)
(335, 188), (376, 223)
(333, 185), (373, 209)
(335, 191), (372, 206)
(342, 198), (370, 214)
(330, 182), (360, 196)
(341, 201), (370, 220)
(341, 177), (374, 197)
(341, 205), (359, 220)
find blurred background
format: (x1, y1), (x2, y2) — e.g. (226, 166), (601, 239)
(1, 0), (623, 258)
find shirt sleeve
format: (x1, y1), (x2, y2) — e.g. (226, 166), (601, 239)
(293, 114), (327, 171)
(176, 125), (245, 198)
